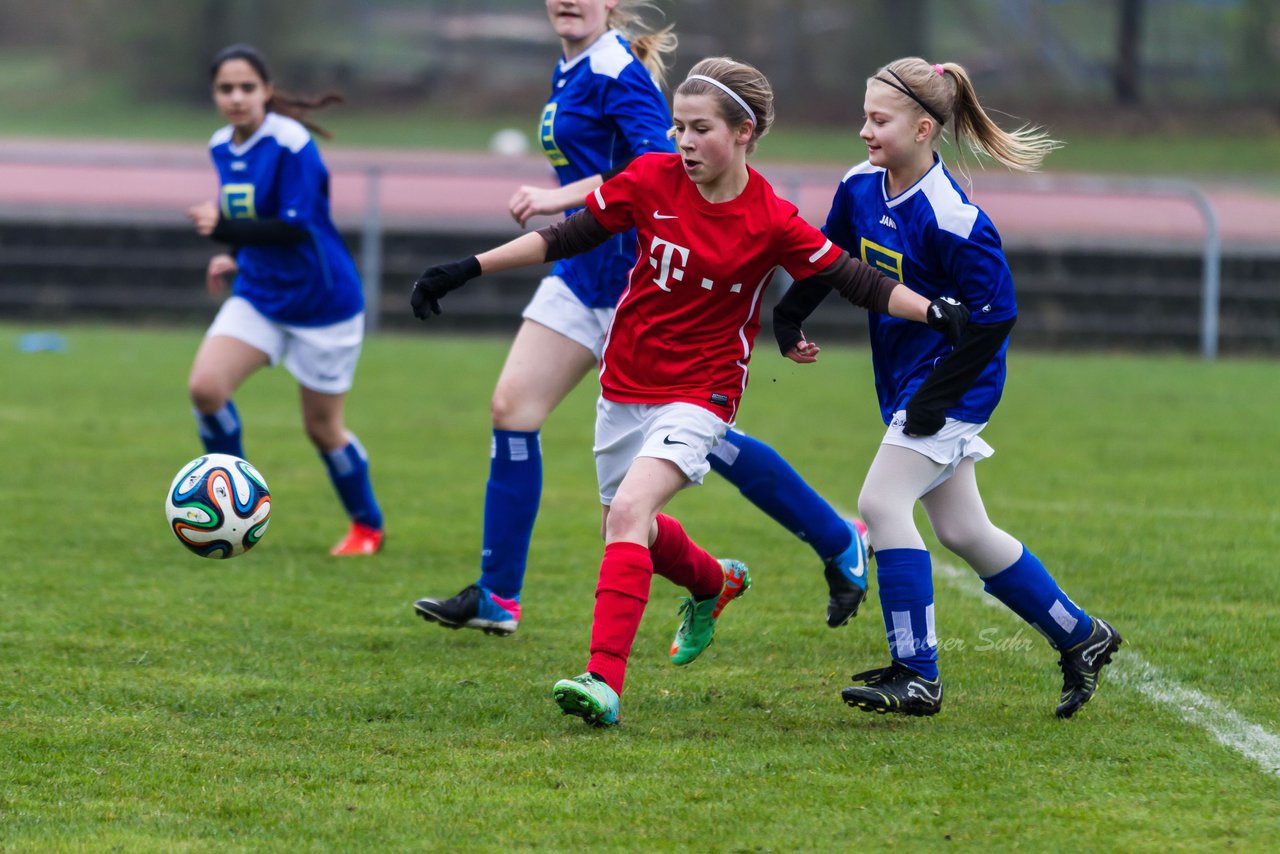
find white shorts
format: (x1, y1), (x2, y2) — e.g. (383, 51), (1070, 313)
(882, 409), (994, 496)
(521, 275), (614, 360)
(593, 397), (730, 505)
(206, 296), (365, 395)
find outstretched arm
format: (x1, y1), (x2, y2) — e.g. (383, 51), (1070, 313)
(817, 252), (962, 330)
(476, 230), (550, 274)
(410, 209), (614, 320)
(773, 277), (831, 362)
(508, 157), (635, 227)
(773, 252), (968, 358)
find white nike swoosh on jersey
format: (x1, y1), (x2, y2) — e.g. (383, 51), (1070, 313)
(652, 211), (678, 219)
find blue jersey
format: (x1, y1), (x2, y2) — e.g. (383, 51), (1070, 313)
(208, 113), (362, 326)
(537, 29), (674, 308)
(822, 156), (1017, 424)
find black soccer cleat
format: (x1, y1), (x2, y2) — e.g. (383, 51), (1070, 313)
(413, 584), (521, 637)
(823, 520), (870, 628)
(824, 564), (867, 628)
(1055, 617), (1122, 719)
(842, 661), (943, 717)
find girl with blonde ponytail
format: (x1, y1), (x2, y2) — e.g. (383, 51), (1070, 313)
(875, 57), (1061, 175)
(773, 57), (1120, 721)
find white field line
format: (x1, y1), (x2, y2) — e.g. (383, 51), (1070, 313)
(987, 498), (1280, 525)
(932, 560), (1280, 778)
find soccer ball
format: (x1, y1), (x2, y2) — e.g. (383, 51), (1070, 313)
(165, 454), (271, 559)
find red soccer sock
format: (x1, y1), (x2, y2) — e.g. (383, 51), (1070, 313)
(650, 513), (723, 598)
(586, 541), (654, 695)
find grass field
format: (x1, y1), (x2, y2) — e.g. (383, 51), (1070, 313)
(3, 323), (1279, 851)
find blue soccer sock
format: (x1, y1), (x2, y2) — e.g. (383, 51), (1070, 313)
(982, 545), (1092, 649)
(875, 548), (939, 680)
(194, 400), (244, 458)
(708, 430), (852, 560)
(477, 429), (542, 600)
(320, 434), (383, 530)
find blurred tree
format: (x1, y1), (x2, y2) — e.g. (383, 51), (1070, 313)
(1114, 0), (1143, 104)
(61, 0), (353, 102)
(879, 0), (928, 63)
(0, 0), (78, 46)
(667, 0), (932, 123)
(1, 0), (1271, 124)
(1240, 0), (1279, 108)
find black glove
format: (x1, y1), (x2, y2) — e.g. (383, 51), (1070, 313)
(410, 255), (481, 319)
(903, 401), (947, 438)
(926, 296), (968, 344)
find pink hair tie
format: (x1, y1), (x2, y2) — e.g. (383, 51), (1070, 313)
(932, 63), (945, 76)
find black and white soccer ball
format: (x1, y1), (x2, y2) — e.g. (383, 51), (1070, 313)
(164, 454), (271, 559)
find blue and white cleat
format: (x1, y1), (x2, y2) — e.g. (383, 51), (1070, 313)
(824, 518), (870, 628)
(414, 584), (521, 636)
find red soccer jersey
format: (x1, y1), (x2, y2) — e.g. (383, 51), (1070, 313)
(587, 152), (841, 420)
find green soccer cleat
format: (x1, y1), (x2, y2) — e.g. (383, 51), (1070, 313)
(552, 673), (620, 727)
(669, 558), (751, 666)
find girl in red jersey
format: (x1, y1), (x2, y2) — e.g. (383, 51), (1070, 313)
(412, 0), (877, 641)
(410, 57), (967, 726)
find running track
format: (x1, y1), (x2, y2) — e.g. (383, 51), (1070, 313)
(1, 137), (1277, 249)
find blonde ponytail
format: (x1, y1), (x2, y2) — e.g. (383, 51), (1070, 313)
(873, 57), (1062, 173)
(608, 1), (677, 88)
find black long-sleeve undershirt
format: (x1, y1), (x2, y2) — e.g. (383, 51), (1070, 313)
(210, 217), (308, 246)
(536, 208), (613, 261)
(903, 317), (1016, 435)
(771, 255), (901, 355)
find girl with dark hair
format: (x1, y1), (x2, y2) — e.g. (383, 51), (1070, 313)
(185, 44), (384, 557)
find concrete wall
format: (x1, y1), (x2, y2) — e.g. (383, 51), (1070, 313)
(3, 217), (1277, 355)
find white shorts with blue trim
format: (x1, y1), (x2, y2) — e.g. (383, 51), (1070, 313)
(206, 295), (364, 395)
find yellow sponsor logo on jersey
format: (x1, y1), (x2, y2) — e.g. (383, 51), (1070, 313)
(860, 237), (904, 283)
(539, 103), (569, 167)
(222, 184), (257, 220)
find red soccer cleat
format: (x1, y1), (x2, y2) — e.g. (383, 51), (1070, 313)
(330, 522), (384, 556)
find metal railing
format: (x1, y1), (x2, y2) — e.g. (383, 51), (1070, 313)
(0, 141), (1230, 357)
(987, 174), (1221, 360)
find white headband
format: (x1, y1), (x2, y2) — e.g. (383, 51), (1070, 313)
(685, 74), (757, 127)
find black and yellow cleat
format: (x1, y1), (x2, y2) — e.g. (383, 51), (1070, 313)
(842, 661), (943, 717)
(1055, 617), (1122, 719)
